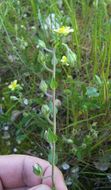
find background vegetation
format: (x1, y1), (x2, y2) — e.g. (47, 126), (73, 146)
(1, 0), (111, 189)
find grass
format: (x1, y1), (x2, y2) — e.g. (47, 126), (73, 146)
(1, 0), (111, 189)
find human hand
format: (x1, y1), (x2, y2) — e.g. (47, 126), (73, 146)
(0, 155), (68, 190)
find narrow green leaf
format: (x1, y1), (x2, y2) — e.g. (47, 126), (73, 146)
(95, 75), (102, 85)
(45, 128), (57, 143)
(38, 39), (46, 48)
(48, 149), (58, 165)
(50, 78), (58, 90)
(51, 51), (58, 65)
(40, 80), (48, 93)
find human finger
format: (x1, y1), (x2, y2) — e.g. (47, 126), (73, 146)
(0, 155), (50, 189)
(5, 184), (51, 190)
(29, 184), (51, 190)
(42, 165), (68, 190)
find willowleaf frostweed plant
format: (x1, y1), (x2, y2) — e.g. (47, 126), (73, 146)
(33, 45), (58, 189)
(33, 25), (75, 190)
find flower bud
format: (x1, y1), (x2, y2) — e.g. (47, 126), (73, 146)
(62, 43), (77, 67)
(55, 99), (62, 107)
(37, 51), (46, 63)
(61, 55), (69, 66)
(41, 104), (50, 116)
(33, 163), (43, 176)
(40, 80), (48, 94)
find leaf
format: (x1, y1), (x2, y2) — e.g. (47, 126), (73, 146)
(49, 101), (58, 115)
(48, 149), (58, 165)
(16, 134), (27, 142)
(38, 39), (46, 48)
(50, 78), (58, 90)
(86, 87), (99, 98)
(41, 104), (50, 117)
(67, 50), (77, 67)
(33, 163), (43, 176)
(51, 51), (58, 65)
(40, 80), (48, 93)
(95, 75), (102, 85)
(44, 13), (60, 30)
(45, 128), (57, 143)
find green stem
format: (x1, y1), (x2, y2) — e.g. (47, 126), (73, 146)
(43, 63), (53, 73)
(52, 50), (56, 188)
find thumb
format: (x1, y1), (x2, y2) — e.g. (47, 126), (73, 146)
(29, 184), (51, 190)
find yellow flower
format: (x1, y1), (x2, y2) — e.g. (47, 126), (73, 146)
(8, 80), (21, 91)
(61, 55), (69, 66)
(61, 55), (67, 63)
(54, 26), (74, 35)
